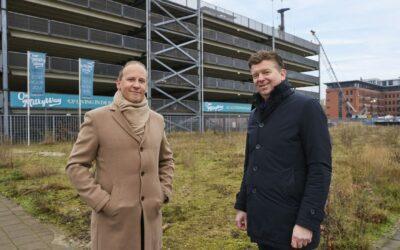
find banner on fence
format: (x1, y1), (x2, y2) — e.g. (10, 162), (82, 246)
(79, 59), (95, 99)
(10, 92), (113, 110)
(203, 101), (251, 113)
(27, 51), (46, 98)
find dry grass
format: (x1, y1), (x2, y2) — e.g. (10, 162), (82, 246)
(20, 165), (59, 179)
(41, 131), (56, 145)
(0, 141), (14, 168)
(0, 125), (399, 249)
(323, 124), (400, 248)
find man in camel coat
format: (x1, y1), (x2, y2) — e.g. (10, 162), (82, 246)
(66, 61), (174, 250)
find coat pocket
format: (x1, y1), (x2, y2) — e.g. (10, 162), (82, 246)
(101, 186), (120, 217)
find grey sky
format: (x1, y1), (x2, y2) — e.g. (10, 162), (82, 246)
(204, 0), (400, 97)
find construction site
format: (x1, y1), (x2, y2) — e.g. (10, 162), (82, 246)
(325, 79), (400, 123)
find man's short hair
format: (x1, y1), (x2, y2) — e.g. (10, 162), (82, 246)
(248, 50), (285, 70)
(117, 61), (147, 80)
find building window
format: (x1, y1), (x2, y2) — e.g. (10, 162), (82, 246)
(350, 90), (353, 95)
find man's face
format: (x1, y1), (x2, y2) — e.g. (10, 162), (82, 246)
(116, 64), (148, 103)
(250, 60), (286, 100)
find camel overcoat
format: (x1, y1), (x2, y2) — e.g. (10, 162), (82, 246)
(66, 103), (174, 250)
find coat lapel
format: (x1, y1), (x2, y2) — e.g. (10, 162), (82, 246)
(109, 104), (141, 144)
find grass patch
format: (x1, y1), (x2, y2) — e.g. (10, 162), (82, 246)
(0, 126), (399, 249)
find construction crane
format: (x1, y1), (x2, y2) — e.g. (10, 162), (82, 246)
(310, 30), (354, 119)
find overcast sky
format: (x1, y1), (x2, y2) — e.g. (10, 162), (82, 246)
(203, 0), (400, 98)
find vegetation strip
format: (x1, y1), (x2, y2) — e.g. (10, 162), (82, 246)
(0, 125), (399, 249)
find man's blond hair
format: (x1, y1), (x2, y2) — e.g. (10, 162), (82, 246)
(117, 61), (147, 80)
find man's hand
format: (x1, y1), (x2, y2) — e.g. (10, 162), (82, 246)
(235, 210), (247, 230)
(291, 224), (312, 248)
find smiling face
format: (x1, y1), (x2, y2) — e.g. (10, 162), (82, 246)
(116, 63), (147, 103)
(250, 60), (286, 100)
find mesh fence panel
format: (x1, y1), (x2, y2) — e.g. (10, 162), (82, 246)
(123, 5), (145, 21)
(70, 25), (89, 41)
(105, 0), (122, 15)
(8, 52), (26, 67)
(124, 36), (146, 50)
(29, 16), (48, 33)
(89, 0), (108, 13)
(107, 32), (122, 46)
(90, 29), (109, 44)
(60, 0), (88, 7)
(50, 21), (71, 37)
(50, 57), (74, 72)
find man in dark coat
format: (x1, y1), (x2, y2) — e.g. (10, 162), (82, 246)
(234, 51), (332, 249)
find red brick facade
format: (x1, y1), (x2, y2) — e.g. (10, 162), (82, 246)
(326, 81), (400, 120)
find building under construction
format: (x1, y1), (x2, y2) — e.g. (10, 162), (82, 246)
(1, 0), (319, 134)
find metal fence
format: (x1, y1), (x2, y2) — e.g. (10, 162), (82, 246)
(0, 114), (250, 144)
(60, 0), (146, 22)
(0, 115), (81, 144)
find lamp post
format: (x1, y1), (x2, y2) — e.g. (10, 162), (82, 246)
(277, 8), (290, 31)
(1, 0), (9, 139)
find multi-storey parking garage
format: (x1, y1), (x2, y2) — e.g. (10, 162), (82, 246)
(1, 0), (319, 132)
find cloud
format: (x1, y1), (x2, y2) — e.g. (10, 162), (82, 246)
(321, 38), (364, 46)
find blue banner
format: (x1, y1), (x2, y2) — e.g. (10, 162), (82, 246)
(79, 59), (95, 99)
(28, 51), (46, 97)
(10, 92), (113, 110)
(203, 101), (251, 113)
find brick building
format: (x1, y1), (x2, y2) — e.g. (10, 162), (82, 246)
(326, 78), (400, 120)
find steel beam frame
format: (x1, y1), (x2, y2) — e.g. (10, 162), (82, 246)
(146, 0), (202, 132)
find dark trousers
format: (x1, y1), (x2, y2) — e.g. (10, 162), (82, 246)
(258, 243), (314, 250)
(258, 244), (285, 250)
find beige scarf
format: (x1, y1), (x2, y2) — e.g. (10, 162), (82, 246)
(113, 91), (150, 140)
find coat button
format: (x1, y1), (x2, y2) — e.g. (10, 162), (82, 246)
(259, 122), (264, 128)
(310, 209), (315, 215)
(140, 146), (144, 152)
(253, 166), (258, 171)
(255, 144), (261, 150)
(141, 171), (145, 176)
(252, 188), (257, 194)
(141, 196), (145, 201)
